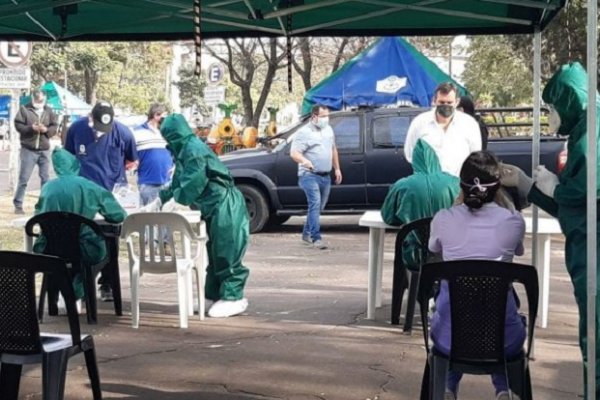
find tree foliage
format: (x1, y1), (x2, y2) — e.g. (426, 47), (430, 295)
(462, 35), (533, 106)
(29, 42), (171, 114)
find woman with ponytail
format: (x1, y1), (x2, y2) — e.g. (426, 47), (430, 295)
(428, 151), (526, 400)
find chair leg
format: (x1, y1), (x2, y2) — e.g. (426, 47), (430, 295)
(506, 360), (528, 400)
(38, 274), (48, 322)
(195, 266), (205, 321)
(84, 269), (98, 324)
(83, 338), (102, 400)
(177, 267), (189, 328)
(0, 362), (23, 400)
(131, 265), (140, 329)
(42, 350), (69, 400)
(47, 278), (59, 317)
(430, 354), (449, 400)
(391, 267), (409, 325)
(105, 235), (123, 317)
(403, 271), (420, 334)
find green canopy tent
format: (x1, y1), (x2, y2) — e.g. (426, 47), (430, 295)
(9, 1), (600, 399)
(0, 1), (564, 40)
(20, 81), (91, 118)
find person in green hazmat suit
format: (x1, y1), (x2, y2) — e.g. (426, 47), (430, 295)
(33, 147), (127, 300)
(145, 113), (250, 318)
(381, 139), (460, 268)
(501, 62), (600, 398)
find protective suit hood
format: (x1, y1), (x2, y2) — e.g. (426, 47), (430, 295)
(52, 147), (80, 176)
(542, 62), (589, 136)
(411, 139), (442, 174)
(160, 113), (194, 154)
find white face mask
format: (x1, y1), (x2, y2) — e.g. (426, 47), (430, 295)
(314, 116), (329, 129)
(548, 105), (561, 134)
(32, 102), (44, 110)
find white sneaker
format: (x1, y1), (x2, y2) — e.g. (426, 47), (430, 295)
(208, 298), (248, 318)
(496, 391), (516, 400)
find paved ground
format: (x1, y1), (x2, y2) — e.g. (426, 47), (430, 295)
(5, 213), (584, 400)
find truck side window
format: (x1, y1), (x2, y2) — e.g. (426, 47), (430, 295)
(373, 116), (411, 147)
(330, 116), (361, 152)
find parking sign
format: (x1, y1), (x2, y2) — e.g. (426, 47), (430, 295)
(207, 62), (224, 85)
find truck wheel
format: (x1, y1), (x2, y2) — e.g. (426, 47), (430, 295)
(238, 184), (269, 233)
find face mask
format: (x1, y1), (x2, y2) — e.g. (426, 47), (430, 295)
(32, 102), (44, 110)
(436, 104), (455, 119)
(548, 105), (562, 134)
(314, 116), (329, 129)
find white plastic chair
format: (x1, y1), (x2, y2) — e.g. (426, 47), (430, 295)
(120, 212), (206, 328)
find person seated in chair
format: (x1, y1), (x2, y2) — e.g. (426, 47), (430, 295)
(33, 147), (127, 300)
(428, 151), (526, 400)
(381, 139), (459, 269)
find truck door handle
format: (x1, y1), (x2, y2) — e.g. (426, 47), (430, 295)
(351, 159), (364, 164)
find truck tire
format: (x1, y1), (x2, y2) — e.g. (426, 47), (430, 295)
(238, 184), (269, 233)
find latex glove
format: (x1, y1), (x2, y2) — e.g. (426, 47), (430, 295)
(139, 197), (162, 212)
(162, 199), (176, 212)
(533, 165), (559, 198)
(499, 163), (533, 198)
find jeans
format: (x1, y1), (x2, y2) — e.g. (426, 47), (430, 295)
(138, 183), (170, 242)
(298, 173), (331, 242)
(13, 147), (50, 209)
(139, 183), (164, 206)
(446, 371), (508, 396)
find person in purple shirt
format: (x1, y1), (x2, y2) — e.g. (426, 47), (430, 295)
(428, 151), (526, 400)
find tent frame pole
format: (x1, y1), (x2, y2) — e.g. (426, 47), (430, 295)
(587, 0), (597, 398)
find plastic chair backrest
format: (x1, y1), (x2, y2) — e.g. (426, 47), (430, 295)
(120, 212), (199, 274)
(418, 260), (538, 363)
(394, 217), (433, 271)
(0, 251), (81, 354)
(25, 211), (108, 267)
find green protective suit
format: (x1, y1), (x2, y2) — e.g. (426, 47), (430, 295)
(381, 139), (459, 269)
(34, 148), (127, 298)
(531, 62), (600, 399)
(159, 114), (249, 301)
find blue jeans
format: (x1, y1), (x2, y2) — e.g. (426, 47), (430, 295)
(138, 183), (165, 206)
(138, 183), (170, 242)
(13, 147), (50, 209)
(299, 173), (331, 242)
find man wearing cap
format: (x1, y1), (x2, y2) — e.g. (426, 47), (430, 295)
(13, 89), (58, 214)
(65, 100), (138, 302)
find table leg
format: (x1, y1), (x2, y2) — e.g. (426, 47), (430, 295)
(535, 234), (551, 328)
(23, 232), (33, 252)
(367, 227), (385, 320)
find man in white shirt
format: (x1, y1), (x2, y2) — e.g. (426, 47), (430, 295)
(404, 82), (481, 177)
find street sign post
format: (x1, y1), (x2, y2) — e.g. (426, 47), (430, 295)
(0, 41), (32, 68)
(203, 86), (225, 106)
(0, 68), (31, 89)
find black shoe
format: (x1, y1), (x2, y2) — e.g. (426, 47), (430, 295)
(14, 208), (24, 215)
(99, 285), (114, 302)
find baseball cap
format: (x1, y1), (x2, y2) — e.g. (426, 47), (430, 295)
(91, 101), (115, 133)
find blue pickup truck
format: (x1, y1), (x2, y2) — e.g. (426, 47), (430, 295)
(221, 107), (566, 233)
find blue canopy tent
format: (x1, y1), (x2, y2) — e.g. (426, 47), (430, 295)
(302, 37), (467, 115)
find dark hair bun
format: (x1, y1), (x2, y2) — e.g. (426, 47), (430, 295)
(459, 151), (502, 210)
